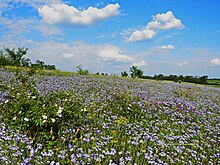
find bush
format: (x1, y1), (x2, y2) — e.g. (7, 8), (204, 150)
(76, 65), (89, 75)
(1, 70), (82, 143)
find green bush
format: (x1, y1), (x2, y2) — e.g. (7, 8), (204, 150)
(76, 65), (89, 75)
(1, 71), (82, 144)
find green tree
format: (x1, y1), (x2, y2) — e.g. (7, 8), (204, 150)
(121, 71), (128, 77)
(4, 47), (28, 66)
(0, 49), (11, 66)
(76, 65), (89, 75)
(36, 60), (45, 69)
(130, 66), (143, 78)
(44, 64), (56, 70)
(21, 58), (31, 67)
(199, 75), (208, 84)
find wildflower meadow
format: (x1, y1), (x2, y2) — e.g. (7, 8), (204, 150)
(0, 69), (219, 164)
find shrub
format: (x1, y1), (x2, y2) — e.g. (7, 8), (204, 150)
(76, 65), (89, 75)
(1, 70), (83, 144)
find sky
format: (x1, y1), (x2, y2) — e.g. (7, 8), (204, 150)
(0, 0), (220, 78)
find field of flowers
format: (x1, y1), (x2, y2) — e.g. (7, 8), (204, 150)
(0, 69), (220, 164)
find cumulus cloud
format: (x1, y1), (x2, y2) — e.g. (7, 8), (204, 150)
(98, 45), (134, 63)
(147, 11), (185, 30)
(24, 41), (147, 72)
(127, 29), (156, 42)
(126, 11), (185, 42)
(132, 60), (147, 67)
(210, 58), (220, 66)
(38, 3), (120, 26)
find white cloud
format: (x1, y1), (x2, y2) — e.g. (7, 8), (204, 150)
(0, 16), (35, 39)
(34, 24), (62, 36)
(127, 29), (156, 42)
(210, 58), (220, 66)
(22, 41), (147, 73)
(138, 45), (175, 56)
(62, 53), (75, 59)
(158, 44), (175, 50)
(147, 11), (185, 30)
(98, 45), (134, 63)
(176, 61), (187, 66)
(0, 0), (62, 10)
(132, 60), (147, 67)
(38, 3), (120, 26)
(125, 11), (185, 42)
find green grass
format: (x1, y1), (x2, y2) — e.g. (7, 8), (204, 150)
(208, 79), (220, 84)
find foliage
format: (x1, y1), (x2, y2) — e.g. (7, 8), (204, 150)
(208, 79), (220, 86)
(139, 73), (209, 85)
(76, 65), (89, 75)
(31, 60), (56, 70)
(0, 47), (56, 70)
(0, 52), (12, 66)
(152, 74), (209, 84)
(21, 58), (31, 67)
(121, 71), (128, 77)
(3, 47), (28, 66)
(130, 66), (143, 78)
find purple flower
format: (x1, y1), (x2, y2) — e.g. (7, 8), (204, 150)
(125, 156), (132, 162)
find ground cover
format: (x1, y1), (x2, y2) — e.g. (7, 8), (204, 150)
(0, 69), (220, 164)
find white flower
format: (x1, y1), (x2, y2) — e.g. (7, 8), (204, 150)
(57, 106), (63, 117)
(32, 96), (36, 99)
(57, 109), (62, 114)
(18, 111), (22, 115)
(13, 116), (17, 120)
(51, 118), (55, 123)
(43, 120), (47, 123)
(57, 106), (63, 113)
(5, 100), (9, 104)
(81, 108), (87, 112)
(42, 115), (47, 120)
(24, 118), (29, 122)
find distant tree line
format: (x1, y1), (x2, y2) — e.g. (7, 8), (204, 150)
(147, 74), (208, 84)
(0, 47), (56, 70)
(121, 66), (208, 84)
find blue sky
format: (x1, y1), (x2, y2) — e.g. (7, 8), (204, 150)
(0, 0), (220, 78)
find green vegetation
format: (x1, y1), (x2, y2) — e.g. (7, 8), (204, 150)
(1, 46), (219, 87)
(0, 47), (56, 70)
(208, 79), (220, 85)
(76, 65), (89, 75)
(130, 66), (143, 78)
(0, 68), (219, 164)
(121, 71), (128, 77)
